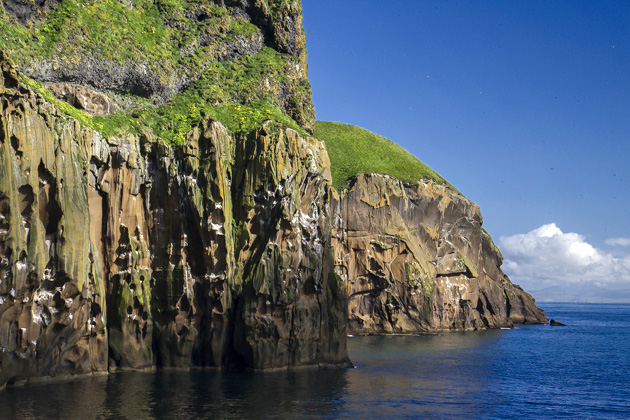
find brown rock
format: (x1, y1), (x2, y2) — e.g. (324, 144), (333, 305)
(45, 83), (119, 116)
(0, 60), (349, 388)
(332, 173), (547, 335)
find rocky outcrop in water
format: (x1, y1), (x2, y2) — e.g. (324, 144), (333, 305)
(332, 174), (547, 334)
(0, 55), (349, 388)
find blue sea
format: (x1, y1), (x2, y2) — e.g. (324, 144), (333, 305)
(1, 303), (629, 419)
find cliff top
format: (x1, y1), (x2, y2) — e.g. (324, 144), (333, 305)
(0, 0), (314, 141)
(314, 121), (454, 191)
(1, 0), (455, 195)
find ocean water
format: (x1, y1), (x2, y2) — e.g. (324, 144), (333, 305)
(1, 303), (629, 419)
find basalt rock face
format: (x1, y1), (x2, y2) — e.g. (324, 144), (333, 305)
(45, 83), (120, 116)
(0, 57), (109, 386)
(332, 173), (547, 335)
(0, 56), (348, 388)
(1, 0), (60, 25)
(212, 0), (306, 56)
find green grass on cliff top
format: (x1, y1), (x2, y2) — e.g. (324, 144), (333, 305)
(0, 0), (309, 143)
(91, 46), (308, 142)
(314, 121), (451, 191)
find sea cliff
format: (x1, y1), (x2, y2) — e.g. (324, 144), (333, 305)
(0, 0), (545, 389)
(0, 54), (349, 388)
(332, 173), (546, 334)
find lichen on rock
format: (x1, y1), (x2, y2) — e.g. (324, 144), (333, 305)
(0, 54), (349, 388)
(333, 173), (547, 335)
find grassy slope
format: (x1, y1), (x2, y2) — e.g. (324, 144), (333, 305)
(0, 0), (309, 142)
(314, 121), (452, 191)
(2, 1), (455, 197)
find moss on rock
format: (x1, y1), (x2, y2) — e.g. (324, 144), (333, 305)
(314, 121), (452, 191)
(0, 0), (315, 144)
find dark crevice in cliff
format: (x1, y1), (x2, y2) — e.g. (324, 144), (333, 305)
(241, 196), (282, 282)
(114, 226), (130, 267)
(106, 274), (122, 332)
(10, 136), (21, 159)
(0, 195), (9, 233)
(17, 186), (33, 238)
(3, 72), (18, 90)
(183, 205), (206, 278)
(504, 289), (513, 315)
(37, 161), (62, 235)
(98, 189), (110, 265)
(229, 295), (249, 371)
(479, 293), (496, 316)
(349, 288), (386, 298)
(438, 272), (473, 279)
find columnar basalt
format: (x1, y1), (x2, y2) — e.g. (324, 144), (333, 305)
(332, 173), (547, 335)
(0, 56), (349, 388)
(0, 56), (109, 386)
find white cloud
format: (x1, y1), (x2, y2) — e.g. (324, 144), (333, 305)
(605, 237), (630, 247)
(499, 223), (630, 291)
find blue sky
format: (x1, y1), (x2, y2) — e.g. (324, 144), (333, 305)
(302, 1), (630, 297)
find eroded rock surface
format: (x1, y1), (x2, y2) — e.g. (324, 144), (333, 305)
(1, 0), (60, 25)
(332, 173), (547, 334)
(0, 54), (108, 387)
(0, 55), (348, 388)
(45, 83), (119, 116)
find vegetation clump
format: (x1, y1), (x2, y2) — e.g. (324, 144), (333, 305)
(314, 121), (451, 191)
(1, 0), (452, 197)
(0, 0), (313, 143)
(92, 46), (309, 142)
